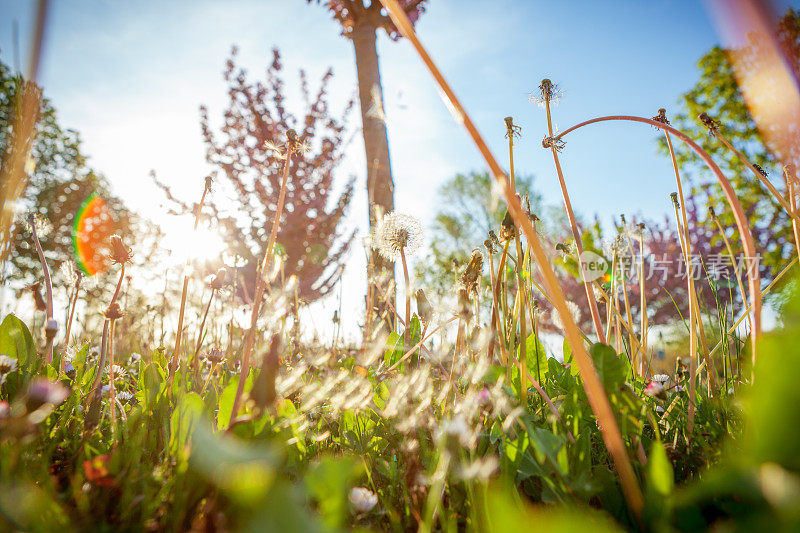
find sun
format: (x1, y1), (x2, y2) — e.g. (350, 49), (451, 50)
(162, 216), (227, 265)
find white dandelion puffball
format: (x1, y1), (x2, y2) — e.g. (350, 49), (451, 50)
(349, 487), (378, 513)
(373, 212), (423, 261)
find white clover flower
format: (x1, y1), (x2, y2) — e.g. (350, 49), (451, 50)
(651, 374), (670, 384)
(349, 487), (377, 513)
(372, 212), (423, 261)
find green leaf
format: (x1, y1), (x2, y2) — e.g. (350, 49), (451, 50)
(647, 441), (674, 497)
(588, 343), (629, 392)
(0, 314), (35, 369)
(520, 333), (549, 381)
(170, 392), (205, 456)
(217, 379), (239, 429)
(189, 419), (278, 506)
(305, 456), (363, 528)
(383, 332), (405, 370)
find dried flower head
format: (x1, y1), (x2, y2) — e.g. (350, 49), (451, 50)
(499, 211), (516, 242)
(652, 108), (670, 125)
(530, 78), (562, 106)
(459, 250), (483, 294)
(484, 238), (495, 255)
(555, 242), (573, 257)
(488, 230), (500, 247)
(372, 212), (423, 261)
(108, 235), (133, 265)
(542, 135), (566, 151)
(203, 348), (226, 365)
(708, 205), (718, 220)
(504, 116), (522, 139)
(209, 267), (227, 291)
(105, 302), (124, 320)
(670, 192), (679, 207)
(698, 112), (721, 135)
(752, 163), (768, 177)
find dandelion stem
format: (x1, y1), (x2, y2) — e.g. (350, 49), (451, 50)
(400, 247), (411, 350)
(229, 139), (294, 427)
(62, 272), (82, 363)
(553, 115), (762, 370)
(543, 96), (606, 344)
(193, 288), (216, 368)
(28, 215), (55, 364)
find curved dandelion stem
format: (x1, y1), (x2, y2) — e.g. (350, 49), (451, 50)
(553, 115), (762, 372)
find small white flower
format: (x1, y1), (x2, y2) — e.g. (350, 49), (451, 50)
(0, 355), (18, 374)
(651, 374), (670, 384)
(117, 391), (135, 404)
(111, 365), (126, 381)
(349, 487), (377, 513)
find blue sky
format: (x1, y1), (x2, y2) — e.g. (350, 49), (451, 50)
(0, 0), (790, 339)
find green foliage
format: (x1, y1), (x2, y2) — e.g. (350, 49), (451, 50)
(662, 9), (800, 276)
(416, 170), (565, 295)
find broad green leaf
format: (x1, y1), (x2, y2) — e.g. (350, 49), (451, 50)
(305, 456), (363, 528)
(0, 314), (35, 369)
(588, 343), (629, 392)
(647, 441), (674, 497)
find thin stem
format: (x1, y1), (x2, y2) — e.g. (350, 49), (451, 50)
(28, 216), (55, 364)
(193, 289), (217, 366)
(62, 273), (82, 367)
(229, 143), (294, 427)
(400, 247), (411, 349)
(169, 183), (210, 387)
(543, 98), (606, 344)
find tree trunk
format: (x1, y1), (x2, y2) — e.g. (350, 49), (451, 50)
(351, 22), (395, 334)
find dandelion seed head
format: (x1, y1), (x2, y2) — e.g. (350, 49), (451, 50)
(373, 212), (423, 261)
